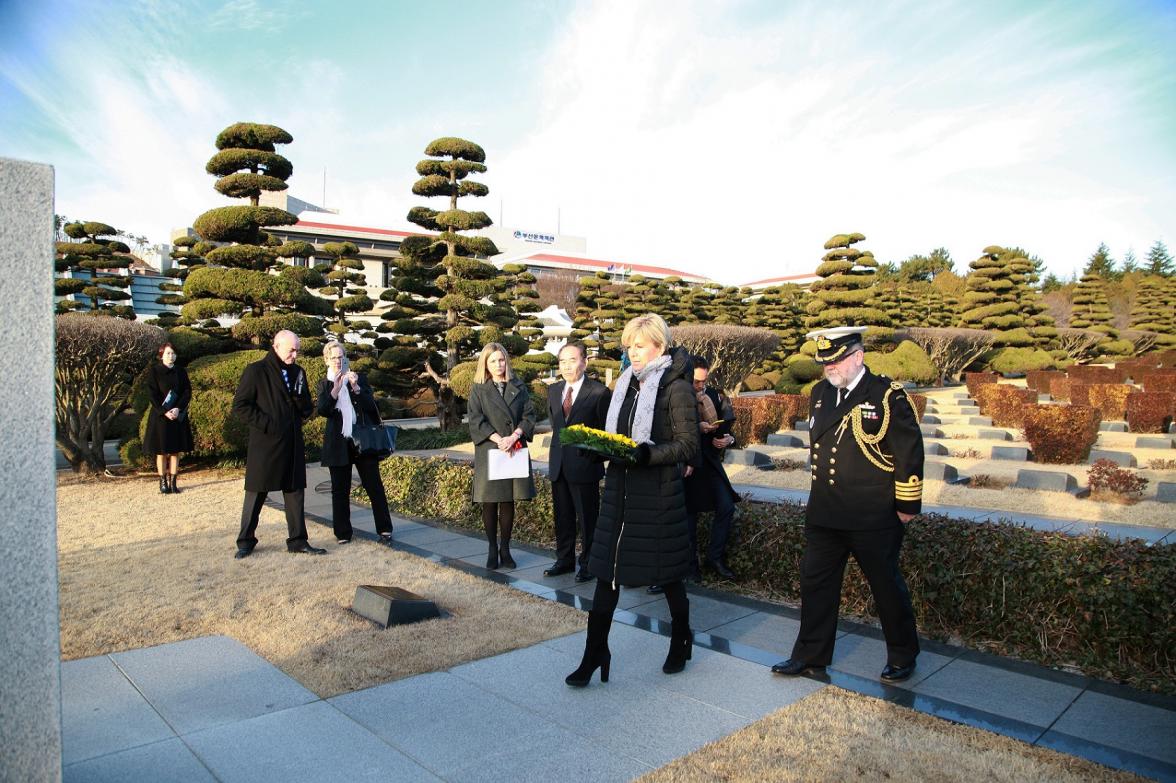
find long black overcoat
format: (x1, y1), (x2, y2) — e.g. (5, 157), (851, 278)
(143, 361), (194, 456)
(316, 373), (381, 468)
(232, 350), (314, 492)
(684, 385), (740, 513)
(468, 377), (537, 503)
(588, 347), (699, 587)
(546, 377), (611, 485)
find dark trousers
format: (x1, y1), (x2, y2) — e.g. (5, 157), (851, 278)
(791, 523), (919, 667)
(551, 476), (599, 569)
(238, 489), (307, 548)
(328, 457), (393, 540)
(687, 468), (737, 563)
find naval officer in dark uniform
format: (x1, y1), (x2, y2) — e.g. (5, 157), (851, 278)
(772, 326), (924, 682)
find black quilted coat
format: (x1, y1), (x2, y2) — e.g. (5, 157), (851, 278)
(588, 347), (699, 587)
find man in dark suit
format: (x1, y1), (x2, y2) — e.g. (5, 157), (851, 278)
(684, 356), (740, 581)
(772, 326), (924, 682)
(232, 330), (326, 559)
(544, 341), (611, 582)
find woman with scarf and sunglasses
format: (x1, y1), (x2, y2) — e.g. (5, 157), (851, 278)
(316, 341), (394, 545)
(566, 313), (700, 687)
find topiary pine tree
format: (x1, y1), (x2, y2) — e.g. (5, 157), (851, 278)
(396, 137), (504, 430)
(1128, 275), (1176, 347)
(183, 122), (329, 343)
(571, 271), (624, 358)
(317, 241), (373, 335)
(501, 263), (545, 351)
(1006, 251), (1058, 350)
(957, 246), (1034, 347)
(1070, 271), (1132, 358)
(54, 221), (135, 318)
(805, 232), (891, 333)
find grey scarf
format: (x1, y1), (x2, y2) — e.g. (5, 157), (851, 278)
(605, 353), (673, 445)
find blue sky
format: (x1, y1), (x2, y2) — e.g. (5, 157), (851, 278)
(2, 0), (1173, 284)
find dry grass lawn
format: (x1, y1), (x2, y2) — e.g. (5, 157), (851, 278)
(640, 687), (1143, 783)
(57, 470), (583, 698)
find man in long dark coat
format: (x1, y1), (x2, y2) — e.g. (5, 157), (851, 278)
(232, 330), (325, 558)
(772, 326), (924, 682)
(684, 355), (740, 581)
(544, 341), (611, 582)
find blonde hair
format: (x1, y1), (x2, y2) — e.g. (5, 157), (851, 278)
(474, 342), (514, 384)
(322, 340), (349, 371)
(621, 313), (671, 353)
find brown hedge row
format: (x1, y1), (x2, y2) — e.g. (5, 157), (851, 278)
(965, 371), (999, 398)
(1125, 392), (1176, 434)
(1048, 375), (1071, 402)
(1068, 365), (1125, 384)
(731, 394), (808, 444)
(1020, 404), (1101, 464)
(369, 455), (1176, 694)
(1084, 383), (1136, 421)
(1134, 369), (1176, 393)
(1026, 370), (1065, 393)
(973, 384), (1038, 427)
(1069, 383), (1092, 407)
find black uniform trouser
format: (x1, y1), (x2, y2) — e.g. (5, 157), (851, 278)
(328, 456), (393, 540)
(791, 523), (919, 667)
(686, 465), (737, 563)
(238, 489), (307, 548)
(551, 476), (599, 569)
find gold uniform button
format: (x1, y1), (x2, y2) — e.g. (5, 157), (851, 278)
(828, 479), (835, 485)
(814, 444), (820, 449)
(829, 458), (836, 464)
(831, 447), (837, 453)
(829, 468), (836, 475)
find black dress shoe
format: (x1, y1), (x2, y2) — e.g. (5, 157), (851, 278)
(575, 569), (593, 583)
(646, 584), (664, 594)
(234, 546), (254, 560)
(705, 559), (737, 580)
(771, 659), (825, 676)
(880, 662), (916, 682)
(288, 542), (327, 555)
(543, 563), (575, 577)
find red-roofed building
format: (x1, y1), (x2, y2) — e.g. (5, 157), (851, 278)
(741, 272), (820, 291)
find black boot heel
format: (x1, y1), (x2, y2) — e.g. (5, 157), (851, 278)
(159, 476), (171, 494)
(662, 624), (693, 674)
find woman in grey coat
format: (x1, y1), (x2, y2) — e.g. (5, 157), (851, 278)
(566, 314), (700, 687)
(467, 342), (537, 569)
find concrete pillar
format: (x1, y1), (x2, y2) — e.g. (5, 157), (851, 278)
(0, 158), (61, 781)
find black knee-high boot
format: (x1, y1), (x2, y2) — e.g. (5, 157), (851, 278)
(159, 474), (170, 494)
(498, 502), (516, 568)
(567, 610), (613, 686)
(481, 503), (499, 569)
(662, 581), (693, 674)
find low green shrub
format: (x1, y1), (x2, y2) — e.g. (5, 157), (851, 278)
(370, 455), (1176, 694)
(986, 347), (1056, 375)
(785, 356), (824, 383)
(864, 341), (937, 385)
(1020, 404), (1101, 464)
(165, 326), (229, 361)
(742, 373), (773, 392)
(395, 427), (473, 450)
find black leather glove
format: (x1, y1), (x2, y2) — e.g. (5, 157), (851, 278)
(632, 443), (651, 466)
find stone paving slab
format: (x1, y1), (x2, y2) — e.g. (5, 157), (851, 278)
(109, 636), (317, 736)
(184, 699), (442, 783)
(634, 592), (759, 631)
(63, 738), (216, 783)
(912, 658), (1083, 728)
(1051, 689), (1176, 766)
(61, 655), (175, 766)
(827, 633), (955, 689)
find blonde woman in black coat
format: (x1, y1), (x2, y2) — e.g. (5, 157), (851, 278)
(144, 342), (193, 494)
(467, 342), (536, 570)
(566, 314), (700, 687)
(317, 341), (394, 545)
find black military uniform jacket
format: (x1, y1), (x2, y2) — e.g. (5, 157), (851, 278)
(806, 368), (924, 529)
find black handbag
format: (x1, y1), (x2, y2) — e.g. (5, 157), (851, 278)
(352, 411), (397, 460)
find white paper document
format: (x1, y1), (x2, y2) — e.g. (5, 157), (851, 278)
(487, 447), (531, 480)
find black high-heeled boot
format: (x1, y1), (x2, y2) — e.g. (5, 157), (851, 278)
(499, 510), (516, 568)
(169, 474), (181, 494)
(662, 619), (693, 674)
(159, 475), (171, 494)
(566, 611), (612, 687)
(498, 540), (517, 569)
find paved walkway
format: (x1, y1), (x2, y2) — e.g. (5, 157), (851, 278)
(61, 466), (1176, 782)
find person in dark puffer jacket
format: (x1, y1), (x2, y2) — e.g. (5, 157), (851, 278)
(566, 313), (700, 687)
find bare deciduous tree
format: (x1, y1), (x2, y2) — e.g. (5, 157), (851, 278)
(1056, 327), (1106, 364)
(671, 324), (779, 395)
(56, 314), (164, 473)
(903, 327), (996, 383)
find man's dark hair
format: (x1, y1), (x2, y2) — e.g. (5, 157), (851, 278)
(691, 355), (711, 371)
(560, 340), (588, 360)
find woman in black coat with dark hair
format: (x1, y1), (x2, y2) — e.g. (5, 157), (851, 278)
(566, 313), (699, 687)
(316, 341), (394, 544)
(144, 342), (194, 494)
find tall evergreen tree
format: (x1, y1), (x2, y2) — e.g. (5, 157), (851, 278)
(805, 232), (890, 331)
(958, 246), (1033, 347)
(318, 240), (374, 334)
(54, 221), (134, 318)
(1084, 242), (1118, 280)
(1128, 275), (1176, 347)
(1146, 240), (1173, 276)
(1070, 271), (1132, 357)
(1007, 252), (1058, 349)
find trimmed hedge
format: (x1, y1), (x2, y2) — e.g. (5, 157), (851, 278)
(965, 371), (998, 398)
(1125, 392), (1176, 434)
(371, 455), (1176, 694)
(1026, 370), (1064, 393)
(1069, 383), (1092, 407)
(1134, 369), (1176, 393)
(1085, 383), (1135, 421)
(973, 384), (1037, 427)
(1048, 375), (1071, 402)
(731, 394), (808, 444)
(1020, 404), (1101, 464)
(1068, 365), (1124, 384)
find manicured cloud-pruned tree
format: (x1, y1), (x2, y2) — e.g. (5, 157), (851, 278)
(55, 220), (135, 318)
(805, 232), (890, 332)
(1128, 275), (1175, 347)
(398, 136), (503, 430)
(56, 313), (164, 473)
(1146, 240), (1173, 277)
(501, 263), (545, 351)
(958, 246), (1034, 347)
(746, 283), (807, 377)
(184, 122), (328, 341)
(571, 271), (624, 358)
(1006, 252), (1058, 350)
(1069, 272), (1132, 358)
(672, 324), (780, 395)
(317, 241), (373, 334)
